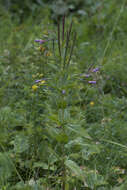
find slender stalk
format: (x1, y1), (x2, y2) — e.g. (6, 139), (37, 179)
(57, 19), (61, 57)
(66, 32), (76, 69)
(63, 21), (73, 69)
(52, 38), (57, 60)
(62, 15), (65, 41)
(87, 62), (96, 73)
(61, 87), (66, 190)
(62, 157), (66, 190)
(63, 31), (69, 69)
(68, 20), (73, 40)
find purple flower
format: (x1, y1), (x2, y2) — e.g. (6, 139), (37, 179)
(35, 79), (42, 83)
(35, 39), (47, 44)
(85, 74), (90, 78)
(88, 81), (96, 84)
(92, 68), (99, 72)
(62, 90), (66, 94)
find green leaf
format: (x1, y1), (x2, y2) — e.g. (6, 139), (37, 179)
(84, 172), (108, 189)
(33, 162), (55, 171)
(65, 137), (100, 160)
(65, 183), (70, 190)
(67, 124), (91, 139)
(113, 179), (127, 190)
(65, 159), (84, 181)
(102, 139), (127, 149)
(56, 132), (69, 143)
(11, 134), (29, 153)
(0, 152), (13, 181)
(46, 125), (59, 140)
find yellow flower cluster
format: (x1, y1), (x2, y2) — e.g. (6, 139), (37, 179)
(38, 46), (46, 52)
(37, 45), (52, 57)
(45, 51), (52, 57)
(32, 73), (43, 78)
(32, 85), (38, 91)
(32, 80), (46, 91)
(40, 80), (45, 85)
(32, 73), (46, 91)
(90, 101), (94, 106)
(43, 30), (48, 35)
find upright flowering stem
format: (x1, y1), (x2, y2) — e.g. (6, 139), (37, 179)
(57, 19), (61, 57)
(63, 31), (69, 69)
(62, 161), (66, 190)
(52, 39), (56, 59)
(68, 20), (73, 40)
(63, 21), (73, 69)
(92, 68), (99, 72)
(66, 31), (76, 68)
(62, 15), (65, 41)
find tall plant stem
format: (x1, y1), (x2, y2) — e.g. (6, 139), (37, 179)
(62, 15), (65, 41)
(66, 31), (76, 69)
(63, 21), (73, 69)
(57, 19), (61, 58)
(62, 155), (66, 190)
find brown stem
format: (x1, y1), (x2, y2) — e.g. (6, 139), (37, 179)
(66, 31), (76, 68)
(58, 19), (61, 57)
(62, 15), (65, 41)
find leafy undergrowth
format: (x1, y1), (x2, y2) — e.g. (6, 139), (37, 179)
(0, 1), (127, 190)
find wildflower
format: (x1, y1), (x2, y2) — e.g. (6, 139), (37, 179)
(32, 74), (36, 78)
(62, 90), (66, 94)
(112, 167), (125, 174)
(43, 30), (48, 35)
(35, 79), (42, 83)
(39, 80), (46, 85)
(35, 39), (47, 44)
(38, 46), (46, 52)
(117, 178), (123, 184)
(35, 38), (52, 44)
(35, 79), (46, 85)
(88, 81), (96, 84)
(32, 85), (38, 91)
(90, 101), (94, 106)
(46, 51), (52, 56)
(85, 74), (90, 78)
(39, 74), (43, 77)
(28, 178), (35, 186)
(92, 68), (99, 72)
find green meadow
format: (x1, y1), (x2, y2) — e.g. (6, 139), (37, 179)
(0, 0), (127, 189)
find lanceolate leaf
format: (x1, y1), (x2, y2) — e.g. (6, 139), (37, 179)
(67, 124), (91, 139)
(65, 159), (84, 181)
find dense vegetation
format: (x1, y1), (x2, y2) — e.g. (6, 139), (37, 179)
(0, 0), (127, 189)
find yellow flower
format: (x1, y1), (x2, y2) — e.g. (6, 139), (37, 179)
(90, 101), (94, 106)
(32, 74), (36, 78)
(38, 46), (46, 52)
(46, 51), (52, 57)
(39, 80), (46, 85)
(43, 30), (48, 35)
(32, 85), (38, 91)
(39, 73), (43, 77)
